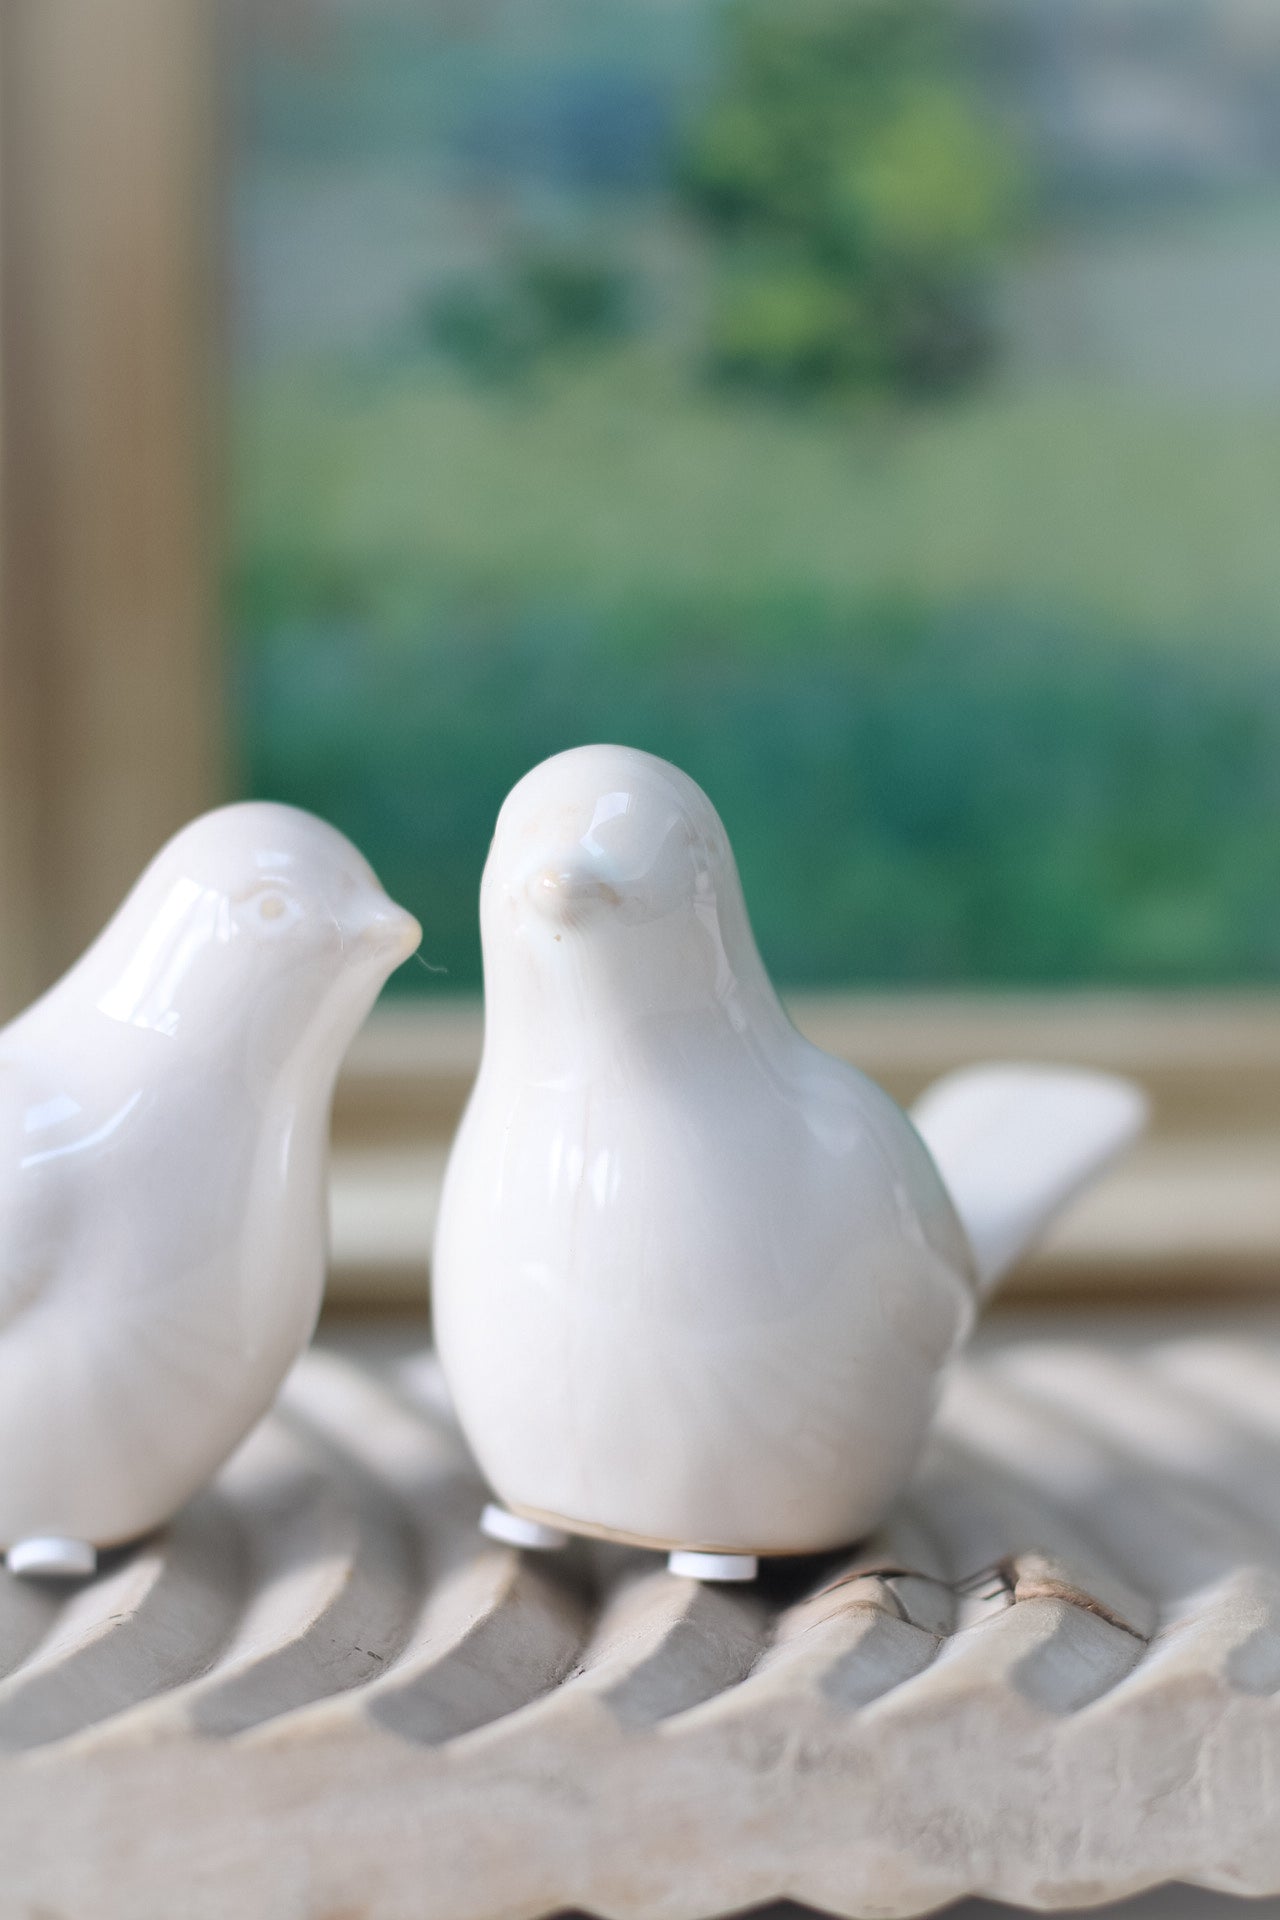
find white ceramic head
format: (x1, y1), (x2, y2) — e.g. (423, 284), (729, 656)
(76, 801), (422, 1080)
(480, 743), (787, 1068)
(0, 802), (420, 1566)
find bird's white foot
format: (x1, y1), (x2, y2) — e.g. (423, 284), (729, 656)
(668, 1549), (758, 1583)
(480, 1503), (570, 1551)
(6, 1535), (97, 1580)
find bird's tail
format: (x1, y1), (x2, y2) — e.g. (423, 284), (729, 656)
(910, 1064), (1148, 1298)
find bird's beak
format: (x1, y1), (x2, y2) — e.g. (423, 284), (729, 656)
(531, 861), (621, 921)
(351, 898), (422, 970)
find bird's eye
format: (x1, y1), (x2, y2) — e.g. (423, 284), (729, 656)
(241, 888), (303, 936)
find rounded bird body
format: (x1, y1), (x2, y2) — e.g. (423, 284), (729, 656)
(433, 745), (1146, 1563)
(0, 803), (420, 1561)
(438, 1003), (975, 1553)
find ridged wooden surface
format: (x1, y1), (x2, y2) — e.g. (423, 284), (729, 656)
(5, 1309), (1280, 1920)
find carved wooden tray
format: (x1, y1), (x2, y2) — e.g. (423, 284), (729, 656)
(3, 1309), (1280, 1920)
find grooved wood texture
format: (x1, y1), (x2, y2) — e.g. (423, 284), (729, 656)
(4, 1310), (1280, 1919)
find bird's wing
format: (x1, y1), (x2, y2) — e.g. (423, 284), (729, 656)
(910, 1064), (1148, 1298)
(0, 1060), (70, 1335)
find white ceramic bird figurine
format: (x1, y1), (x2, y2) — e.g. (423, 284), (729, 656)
(433, 745), (1147, 1582)
(0, 802), (420, 1579)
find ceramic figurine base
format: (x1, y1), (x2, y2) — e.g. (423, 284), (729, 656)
(4, 1313), (1280, 1920)
(5, 1536), (98, 1579)
(478, 1504), (569, 1551)
(667, 1549), (758, 1582)
(479, 1504), (761, 1584)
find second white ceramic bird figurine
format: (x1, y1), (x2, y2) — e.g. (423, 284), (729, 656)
(433, 745), (1147, 1582)
(0, 802), (420, 1579)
